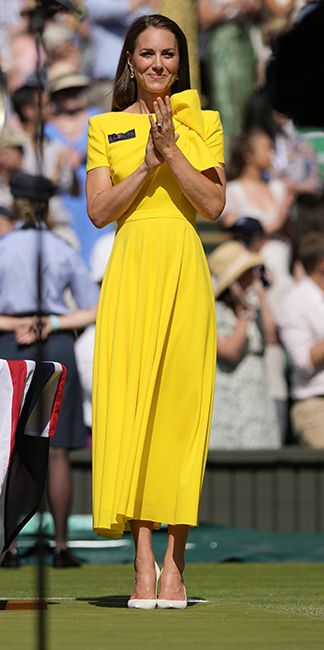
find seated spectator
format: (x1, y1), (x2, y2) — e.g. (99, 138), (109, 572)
(244, 86), (322, 196)
(208, 241), (281, 449)
(279, 232), (324, 448)
(221, 130), (295, 441)
(226, 216), (273, 287)
(226, 215), (266, 252)
(222, 128), (295, 315)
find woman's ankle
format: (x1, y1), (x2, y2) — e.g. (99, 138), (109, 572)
(162, 555), (185, 576)
(134, 554), (156, 572)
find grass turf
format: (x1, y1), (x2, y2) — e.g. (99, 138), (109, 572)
(1, 563), (324, 649)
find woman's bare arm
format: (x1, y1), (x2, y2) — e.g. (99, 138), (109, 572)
(150, 97), (226, 221)
(86, 164), (150, 229)
(164, 149), (225, 221)
(86, 125), (163, 228)
(217, 319), (250, 363)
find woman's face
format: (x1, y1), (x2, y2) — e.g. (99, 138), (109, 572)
(247, 133), (273, 172)
(128, 28), (180, 97)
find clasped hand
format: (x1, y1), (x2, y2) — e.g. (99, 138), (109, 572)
(145, 96), (178, 171)
(15, 316), (53, 345)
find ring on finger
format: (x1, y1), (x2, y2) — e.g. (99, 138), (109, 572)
(156, 121), (163, 132)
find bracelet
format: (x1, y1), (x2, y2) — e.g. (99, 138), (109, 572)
(49, 314), (61, 331)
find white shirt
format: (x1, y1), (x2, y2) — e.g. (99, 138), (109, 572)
(279, 276), (324, 400)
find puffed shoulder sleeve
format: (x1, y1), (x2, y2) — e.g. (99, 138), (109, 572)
(203, 111), (225, 167)
(86, 116), (110, 173)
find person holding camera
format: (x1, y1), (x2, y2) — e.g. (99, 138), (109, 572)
(208, 240), (281, 449)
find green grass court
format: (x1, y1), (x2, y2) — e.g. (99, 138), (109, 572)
(1, 563), (324, 649)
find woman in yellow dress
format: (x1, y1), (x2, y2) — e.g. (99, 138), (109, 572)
(86, 14), (225, 609)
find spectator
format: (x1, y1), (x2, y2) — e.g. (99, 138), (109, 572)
(0, 171), (99, 567)
(42, 21), (83, 71)
(198, 0), (261, 158)
(222, 128), (294, 315)
(208, 240), (280, 449)
(4, 1), (47, 94)
(11, 80), (80, 248)
(256, 1), (297, 83)
(290, 191), (324, 278)
(225, 215), (267, 252)
(222, 128), (294, 440)
(243, 86), (322, 196)
(279, 232), (324, 448)
(0, 1), (25, 81)
(45, 61), (110, 265)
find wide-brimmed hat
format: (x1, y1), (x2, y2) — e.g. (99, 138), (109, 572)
(47, 62), (90, 94)
(208, 241), (264, 298)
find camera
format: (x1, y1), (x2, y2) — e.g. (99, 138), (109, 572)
(255, 264), (272, 288)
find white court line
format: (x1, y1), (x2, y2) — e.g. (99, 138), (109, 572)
(0, 597), (210, 603)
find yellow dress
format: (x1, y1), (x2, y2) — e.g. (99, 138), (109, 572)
(87, 90), (224, 537)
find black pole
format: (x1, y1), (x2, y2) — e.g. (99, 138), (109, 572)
(34, 17), (47, 650)
(30, 4), (84, 648)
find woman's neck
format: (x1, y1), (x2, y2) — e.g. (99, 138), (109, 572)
(133, 89), (169, 114)
(240, 165), (263, 182)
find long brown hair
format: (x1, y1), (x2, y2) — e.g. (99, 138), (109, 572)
(226, 129), (269, 181)
(111, 14), (191, 112)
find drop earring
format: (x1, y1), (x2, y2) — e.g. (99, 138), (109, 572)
(130, 69), (135, 79)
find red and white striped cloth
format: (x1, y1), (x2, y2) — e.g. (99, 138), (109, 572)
(0, 359), (66, 556)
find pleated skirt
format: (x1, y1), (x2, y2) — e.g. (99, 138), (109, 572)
(92, 215), (216, 537)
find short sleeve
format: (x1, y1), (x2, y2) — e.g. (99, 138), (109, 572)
(203, 111), (225, 167)
(86, 116), (110, 173)
(68, 249), (100, 308)
(222, 181), (240, 218)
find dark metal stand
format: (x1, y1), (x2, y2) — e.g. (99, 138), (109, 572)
(28, 3), (82, 649)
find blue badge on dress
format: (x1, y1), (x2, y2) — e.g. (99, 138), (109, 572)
(108, 129), (136, 144)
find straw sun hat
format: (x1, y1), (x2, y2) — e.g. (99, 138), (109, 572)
(47, 62), (90, 94)
(207, 241), (264, 298)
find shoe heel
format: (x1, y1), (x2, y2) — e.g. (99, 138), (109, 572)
(157, 579), (187, 609)
(127, 561), (160, 610)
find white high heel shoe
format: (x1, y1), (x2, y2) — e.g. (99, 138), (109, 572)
(157, 570), (188, 609)
(127, 561), (160, 610)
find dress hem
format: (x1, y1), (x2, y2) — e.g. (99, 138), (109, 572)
(93, 517), (199, 539)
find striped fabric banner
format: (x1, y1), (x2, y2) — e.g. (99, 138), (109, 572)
(0, 359), (66, 557)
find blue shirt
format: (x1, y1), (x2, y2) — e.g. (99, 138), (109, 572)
(44, 106), (114, 267)
(0, 226), (100, 315)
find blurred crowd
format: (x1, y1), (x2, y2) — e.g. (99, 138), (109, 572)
(1, 0), (324, 452)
